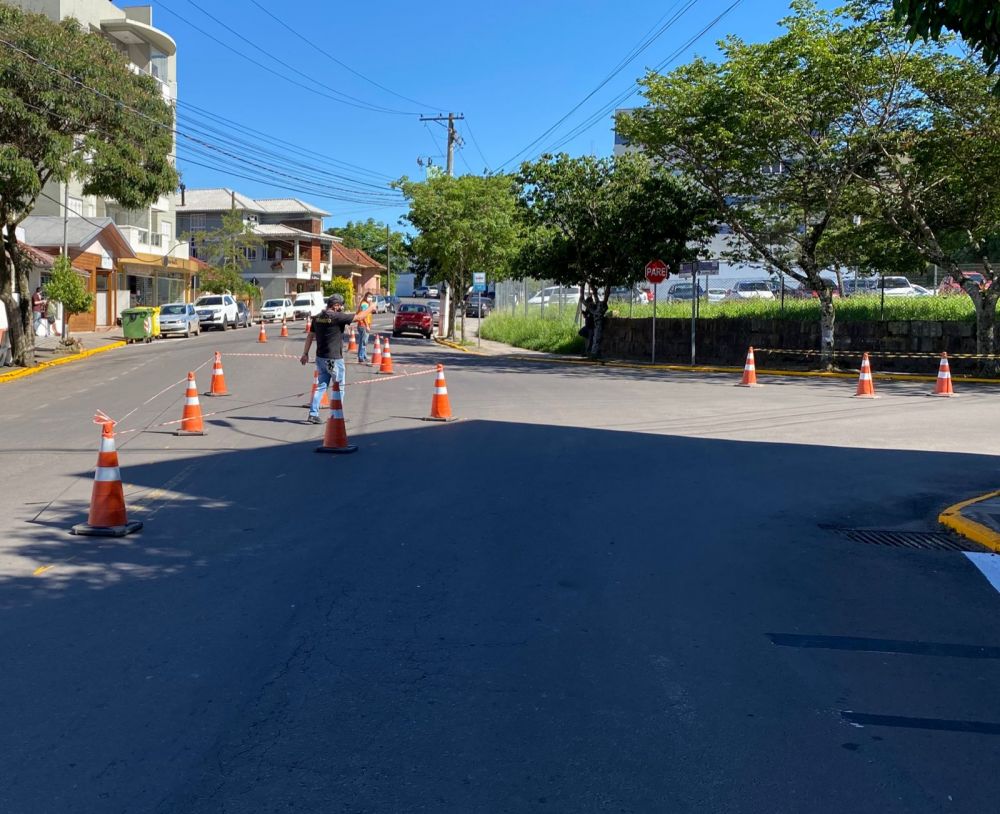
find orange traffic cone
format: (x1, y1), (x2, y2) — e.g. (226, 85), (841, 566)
(71, 422), (143, 537)
(347, 325), (358, 353)
(933, 352), (954, 396)
(176, 371), (207, 435)
(305, 316), (312, 333)
(378, 336), (394, 374)
(423, 364), (456, 422)
(854, 353), (877, 398)
(303, 369), (330, 408)
(280, 317), (289, 338)
(370, 334), (382, 368)
(257, 323), (268, 343)
(316, 381), (357, 454)
(737, 346), (760, 386)
(205, 351), (229, 396)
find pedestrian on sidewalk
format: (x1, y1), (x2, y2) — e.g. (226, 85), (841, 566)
(44, 298), (58, 337)
(31, 287), (46, 336)
(299, 294), (360, 424)
(355, 293), (373, 364)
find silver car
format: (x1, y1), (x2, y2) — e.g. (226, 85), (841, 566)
(158, 303), (200, 338)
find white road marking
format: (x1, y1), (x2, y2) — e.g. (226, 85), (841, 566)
(965, 552), (1000, 595)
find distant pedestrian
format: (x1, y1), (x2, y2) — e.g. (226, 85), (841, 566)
(355, 293), (373, 364)
(44, 298), (58, 337)
(299, 294), (360, 424)
(31, 287), (45, 335)
(580, 295), (596, 353)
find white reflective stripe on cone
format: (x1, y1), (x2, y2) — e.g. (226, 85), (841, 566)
(185, 397), (200, 405)
(434, 387), (448, 395)
(94, 466), (121, 482)
(99, 437), (116, 452)
(330, 409), (344, 419)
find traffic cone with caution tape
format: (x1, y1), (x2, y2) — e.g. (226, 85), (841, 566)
(378, 336), (394, 374)
(303, 368), (330, 408)
(316, 381), (357, 454)
(423, 364), (456, 422)
(347, 325), (358, 354)
(737, 347), (760, 387)
(370, 334), (382, 368)
(257, 323), (268, 343)
(205, 351), (229, 396)
(71, 420), (143, 537)
(280, 317), (289, 338)
(934, 352), (954, 396)
(854, 353), (877, 398)
(176, 371), (207, 435)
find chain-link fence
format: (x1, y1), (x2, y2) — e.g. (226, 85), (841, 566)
(493, 278), (582, 322)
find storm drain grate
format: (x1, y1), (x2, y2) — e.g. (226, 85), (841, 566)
(824, 527), (978, 552)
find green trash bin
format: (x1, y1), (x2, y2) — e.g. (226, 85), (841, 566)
(122, 307), (155, 344)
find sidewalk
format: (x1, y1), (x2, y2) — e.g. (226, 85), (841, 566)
(1, 328), (125, 382)
(940, 491), (1000, 553)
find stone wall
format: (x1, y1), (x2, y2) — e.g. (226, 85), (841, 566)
(601, 317), (983, 374)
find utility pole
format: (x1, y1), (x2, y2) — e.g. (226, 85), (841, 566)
(419, 113), (464, 177)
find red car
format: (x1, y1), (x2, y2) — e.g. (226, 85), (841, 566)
(392, 302), (433, 339)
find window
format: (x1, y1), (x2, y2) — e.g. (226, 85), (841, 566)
(68, 196), (83, 216)
(190, 214), (206, 230)
(241, 246), (257, 261)
(150, 52), (168, 82)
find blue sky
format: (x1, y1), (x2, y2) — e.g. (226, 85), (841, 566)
(122, 0), (838, 230)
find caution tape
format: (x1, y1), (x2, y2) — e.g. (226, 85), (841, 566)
(754, 348), (1000, 360)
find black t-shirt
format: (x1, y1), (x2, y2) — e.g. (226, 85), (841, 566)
(310, 309), (354, 359)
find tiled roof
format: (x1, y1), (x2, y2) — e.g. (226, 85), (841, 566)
(176, 188), (264, 213)
(20, 216), (136, 258)
(19, 242), (89, 275)
(329, 244), (385, 270)
(254, 197), (330, 217)
(253, 223), (336, 241)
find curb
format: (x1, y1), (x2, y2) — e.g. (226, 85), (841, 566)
(939, 491), (1000, 553)
(0, 341), (126, 384)
(504, 353), (1000, 384)
(433, 336), (487, 355)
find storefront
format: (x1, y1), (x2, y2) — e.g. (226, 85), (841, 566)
(116, 255), (201, 315)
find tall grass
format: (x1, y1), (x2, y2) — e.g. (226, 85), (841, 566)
(614, 294), (979, 322)
(480, 311), (584, 353)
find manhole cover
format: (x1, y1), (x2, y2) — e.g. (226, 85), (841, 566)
(823, 527), (978, 552)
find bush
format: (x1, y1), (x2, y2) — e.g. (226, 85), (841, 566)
(323, 277), (353, 309)
(480, 311), (584, 353)
(43, 255), (92, 335)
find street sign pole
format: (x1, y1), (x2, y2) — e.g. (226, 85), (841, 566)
(644, 259), (669, 365)
(691, 269), (697, 366)
(652, 282), (657, 365)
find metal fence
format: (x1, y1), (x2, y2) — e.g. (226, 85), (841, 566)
(493, 278), (582, 321)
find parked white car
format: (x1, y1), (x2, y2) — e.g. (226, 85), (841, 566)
(528, 285), (581, 305)
(911, 284), (932, 296)
(194, 294), (239, 331)
(259, 298), (294, 322)
(291, 291), (324, 319)
(724, 280), (776, 301)
(878, 276), (918, 297)
(707, 287), (728, 302)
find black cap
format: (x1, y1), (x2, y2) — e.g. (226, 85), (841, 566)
(327, 294), (344, 306)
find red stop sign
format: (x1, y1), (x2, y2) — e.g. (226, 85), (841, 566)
(645, 259), (669, 285)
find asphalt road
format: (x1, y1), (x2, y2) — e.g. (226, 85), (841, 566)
(2, 321), (1000, 813)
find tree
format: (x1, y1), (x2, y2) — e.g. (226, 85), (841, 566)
(326, 218), (407, 284)
(186, 208), (262, 298)
(396, 173), (522, 339)
(0, 4), (177, 367)
(43, 254), (91, 339)
(619, 1), (909, 368)
(322, 276), (354, 309)
(516, 152), (714, 357)
(892, 1), (1000, 81)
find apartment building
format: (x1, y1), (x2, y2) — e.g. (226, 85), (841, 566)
(11, 1), (197, 323)
(176, 189), (347, 302)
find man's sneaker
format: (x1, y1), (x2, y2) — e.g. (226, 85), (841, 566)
(307, 414), (322, 424)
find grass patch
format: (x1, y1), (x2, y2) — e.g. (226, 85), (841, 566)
(480, 311), (584, 354)
(614, 295), (979, 322)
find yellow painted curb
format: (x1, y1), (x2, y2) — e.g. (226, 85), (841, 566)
(506, 354), (1000, 385)
(0, 340), (126, 384)
(939, 491), (1000, 553)
(433, 336), (486, 355)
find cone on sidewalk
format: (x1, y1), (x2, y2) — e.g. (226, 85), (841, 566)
(347, 325), (358, 353)
(933, 352), (954, 396)
(423, 364), (456, 422)
(303, 368), (330, 408)
(257, 323), (268, 343)
(370, 334), (382, 367)
(205, 351), (229, 396)
(854, 353), (877, 398)
(71, 422), (143, 537)
(280, 317), (289, 338)
(737, 346), (761, 387)
(378, 335), (394, 374)
(316, 381), (357, 454)
(175, 371), (207, 435)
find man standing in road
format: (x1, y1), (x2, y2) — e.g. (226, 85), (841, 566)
(355, 292), (373, 365)
(300, 294), (359, 424)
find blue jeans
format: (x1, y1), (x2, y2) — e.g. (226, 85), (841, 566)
(310, 357), (345, 416)
(356, 326), (369, 362)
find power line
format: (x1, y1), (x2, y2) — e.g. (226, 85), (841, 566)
(538, 1), (745, 158)
(247, 0), (442, 112)
(155, 0), (415, 115)
(463, 119), (492, 173)
(495, 0), (698, 170)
